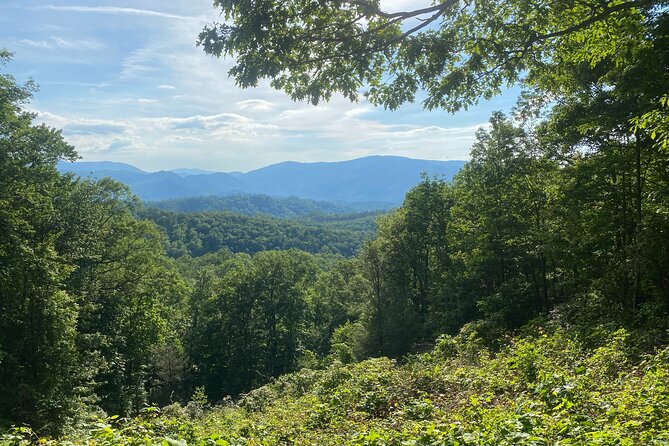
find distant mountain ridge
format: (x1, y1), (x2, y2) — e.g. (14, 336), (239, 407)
(170, 168), (216, 177)
(58, 156), (466, 207)
(149, 194), (365, 217)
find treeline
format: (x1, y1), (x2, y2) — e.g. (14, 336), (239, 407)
(357, 112), (669, 357)
(138, 208), (378, 257)
(0, 53), (187, 428)
(147, 194), (375, 217)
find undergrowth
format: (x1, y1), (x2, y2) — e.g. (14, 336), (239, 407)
(3, 326), (668, 445)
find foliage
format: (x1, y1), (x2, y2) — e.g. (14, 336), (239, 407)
(0, 53), (188, 433)
(632, 94), (669, 151)
(355, 95), (669, 357)
(198, 0), (660, 111)
(7, 327), (669, 445)
(187, 250), (318, 399)
(146, 194), (373, 217)
(55, 178), (189, 416)
(0, 50), (81, 432)
(138, 208), (377, 258)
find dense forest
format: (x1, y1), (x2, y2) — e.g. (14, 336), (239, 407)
(2, 0), (669, 442)
(138, 207), (379, 257)
(146, 195), (369, 217)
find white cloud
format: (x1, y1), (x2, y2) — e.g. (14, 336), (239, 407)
(344, 106), (372, 118)
(37, 5), (199, 21)
(32, 108), (282, 163)
(18, 39), (53, 49)
(34, 110), (132, 134)
(17, 36), (103, 51)
(237, 99), (274, 112)
(41, 81), (110, 88)
(50, 36), (104, 50)
(120, 46), (162, 79)
(85, 97), (159, 105)
(378, 0), (433, 14)
(147, 113), (254, 129)
(12, 0), (510, 171)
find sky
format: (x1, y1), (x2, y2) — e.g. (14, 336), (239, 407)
(1, 0), (520, 172)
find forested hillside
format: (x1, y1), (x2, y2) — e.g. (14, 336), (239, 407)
(138, 208), (379, 257)
(146, 194), (367, 217)
(2, 0), (669, 442)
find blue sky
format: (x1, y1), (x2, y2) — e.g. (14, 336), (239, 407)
(1, 0), (520, 172)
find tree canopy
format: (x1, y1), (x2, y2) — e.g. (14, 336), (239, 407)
(198, 0), (661, 111)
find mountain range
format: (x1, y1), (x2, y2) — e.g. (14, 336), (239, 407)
(57, 156), (466, 207)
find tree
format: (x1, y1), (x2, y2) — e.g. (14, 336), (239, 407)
(188, 250), (319, 400)
(534, 13), (669, 318)
(198, 0), (658, 111)
(0, 52), (194, 427)
(306, 258), (366, 356)
(0, 51), (81, 432)
(360, 177), (455, 354)
(451, 113), (560, 328)
(57, 178), (186, 415)
(359, 238), (398, 356)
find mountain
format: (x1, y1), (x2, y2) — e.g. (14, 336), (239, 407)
(148, 194), (362, 217)
(169, 168), (216, 176)
(57, 160), (146, 174)
(242, 156), (465, 203)
(58, 156), (466, 207)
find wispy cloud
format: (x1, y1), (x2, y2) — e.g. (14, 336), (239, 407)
(37, 5), (199, 21)
(41, 81), (110, 88)
(51, 36), (104, 50)
(237, 99), (275, 112)
(18, 39), (52, 49)
(17, 36), (103, 51)
(8, 0), (509, 170)
(34, 111), (132, 135)
(119, 46), (161, 79)
(93, 97), (159, 105)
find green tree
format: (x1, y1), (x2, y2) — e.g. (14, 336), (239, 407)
(0, 53), (191, 426)
(198, 0), (656, 111)
(0, 51), (81, 432)
(354, 179), (457, 356)
(534, 13), (669, 319)
(451, 113), (559, 328)
(57, 179), (187, 415)
(306, 258), (367, 356)
(188, 250), (319, 400)
(358, 238), (394, 356)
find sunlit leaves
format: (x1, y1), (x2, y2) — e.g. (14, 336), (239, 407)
(200, 0), (658, 111)
(631, 94), (669, 151)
